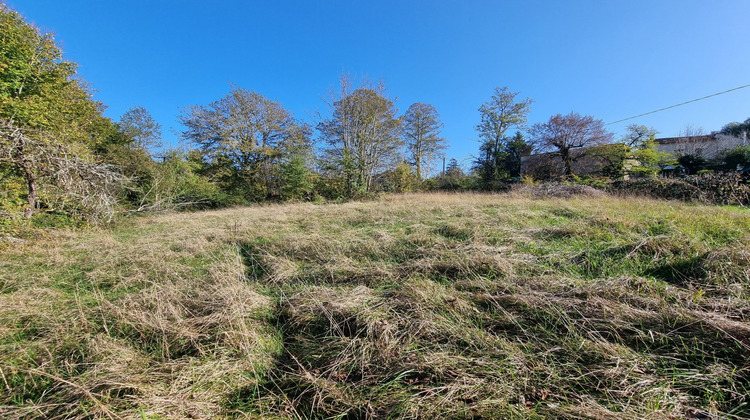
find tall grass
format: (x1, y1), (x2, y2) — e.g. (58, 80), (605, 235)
(1, 191), (748, 418)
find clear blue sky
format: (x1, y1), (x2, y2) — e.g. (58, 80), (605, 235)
(7, 0), (750, 169)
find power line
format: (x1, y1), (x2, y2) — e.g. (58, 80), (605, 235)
(604, 83), (750, 126)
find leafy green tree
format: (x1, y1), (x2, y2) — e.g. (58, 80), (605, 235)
(622, 124), (658, 148)
(678, 154), (708, 175)
(0, 5), (120, 219)
(720, 118), (750, 137)
(381, 162), (420, 193)
(180, 86), (311, 201)
(598, 124), (677, 178)
(401, 102), (446, 181)
(318, 76), (402, 196)
(500, 131), (532, 179)
(589, 143), (629, 178)
(530, 112), (613, 177)
(473, 87), (532, 188)
(714, 145), (750, 171)
(95, 122), (157, 206)
(280, 154), (314, 200)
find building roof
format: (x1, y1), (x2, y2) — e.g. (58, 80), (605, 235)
(653, 135), (717, 145)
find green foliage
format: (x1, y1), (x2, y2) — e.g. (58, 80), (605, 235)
(0, 169), (25, 212)
(632, 137), (676, 177)
(474, 87), (533, 188)
(180, 86), (311, 202)
(714, 145), (750, 171)
(570, 174), (610, 189)
(318, 78), (402, 196)
(428, 159), (477, 191)
(592, 126), (676, 179)
(380, 162), (420, 193)
(119, 105), (162, 151)
(589, 143), (628, 178)
(30, 211), (81, 229)
(0, 5), (120, 221)
(1, 5), (73, 128)
(678, 154), (708, 175)
(280, 154), (313, 200)
(719, 117), (750, 137)
(0, 5), (105, 142)
(131, 151), (224, 211)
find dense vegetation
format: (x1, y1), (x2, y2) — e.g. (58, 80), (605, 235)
(3, 4), (748, 233)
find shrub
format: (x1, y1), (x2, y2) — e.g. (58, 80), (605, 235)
(713, 145), (750, 171)
(611, 172), (750, 206)
(280, 155), (314, 200)
(379, 162), (420, 193)
(678, 154), (708, 175)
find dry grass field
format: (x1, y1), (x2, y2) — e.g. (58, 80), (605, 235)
(1, 191), (749, 419)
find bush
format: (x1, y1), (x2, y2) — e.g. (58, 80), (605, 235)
(677, 154), (708, 175)
(611, 172), (750, 206)
(130, 151), (224, 211)
(426, 170), (479, 191)
(713, 145), (750, 171)
(378, 162), (420, 193)
(280, 155), (314, 200)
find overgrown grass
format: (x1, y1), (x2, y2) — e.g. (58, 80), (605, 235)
(1, 192), (749, 418)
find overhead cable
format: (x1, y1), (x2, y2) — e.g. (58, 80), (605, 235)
(604, 83), (750, 126)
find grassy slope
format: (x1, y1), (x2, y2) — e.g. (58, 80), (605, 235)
(1, 192), (749, 419)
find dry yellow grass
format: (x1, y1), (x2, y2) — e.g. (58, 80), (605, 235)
(1, 191), (749, 418)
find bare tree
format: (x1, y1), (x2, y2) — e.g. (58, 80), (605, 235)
(530, 112), (613, 176)
(402, 103), (446, 180)
(678, 124), (705, 138)
(120, 106), (162, 151)
(0, 121), (125, 221)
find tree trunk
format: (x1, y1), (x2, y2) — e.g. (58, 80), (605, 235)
(561, 149), (573, 176)
(22, 161), (37, 218)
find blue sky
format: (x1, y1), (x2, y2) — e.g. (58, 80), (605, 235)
(8, 0), (750, 169)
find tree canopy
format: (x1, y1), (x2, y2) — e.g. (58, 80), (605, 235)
(318, 77), (402, 196)
(401, 102), (446, 180)
(0, 5), (122, 219)
(720, 117), (750, 138)
(120, 105), (162, 152)
(474, 87), (532, 187)
(530, 112), (612, 176)
(180, 86), (311, 200)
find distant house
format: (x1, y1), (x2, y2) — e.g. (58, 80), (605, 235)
(520, 133), (747, 179)
(654, 133), (747, 159)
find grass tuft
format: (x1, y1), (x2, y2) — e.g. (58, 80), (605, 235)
(1, 192), (749, 418)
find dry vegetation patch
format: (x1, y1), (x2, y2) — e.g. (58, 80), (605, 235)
(1, 192), (749, 419)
